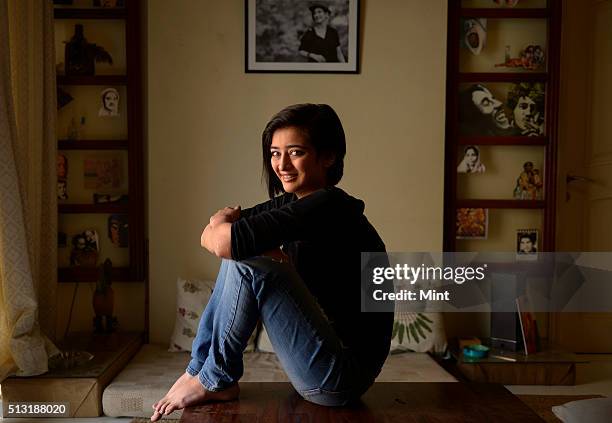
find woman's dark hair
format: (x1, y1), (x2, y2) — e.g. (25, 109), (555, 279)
(261, 103), (346, 198)
(309, 4), (330, 15)
(459, 84), (496, 135)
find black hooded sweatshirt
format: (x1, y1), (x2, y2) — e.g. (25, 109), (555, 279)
(231, 186), (393, 368)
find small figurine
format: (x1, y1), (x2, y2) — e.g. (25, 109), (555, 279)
(461, 18), (487, 56)
(513, 161), (543, 200)
(108, 214), (129, 247)
(64, 24), (113, 76)
(495, 44), (545, 71)
(93, 258), (118, 333)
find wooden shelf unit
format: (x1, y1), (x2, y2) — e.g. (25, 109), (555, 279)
(55, 0), (145, 284)
(443, 0), (561, 252)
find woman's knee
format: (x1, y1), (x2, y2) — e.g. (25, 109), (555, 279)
(228, 257), (300, 292)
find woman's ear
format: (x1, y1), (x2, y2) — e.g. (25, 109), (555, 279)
(321, 152), (335, 168)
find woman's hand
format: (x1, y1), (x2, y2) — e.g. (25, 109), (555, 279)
(200, 206), (239, 258)
(209, 206), (241, 226)
(310, 53), (326, 62)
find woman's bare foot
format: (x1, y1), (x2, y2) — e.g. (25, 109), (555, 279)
(152, 372), (193, 411)
(150, 376), (239, 422)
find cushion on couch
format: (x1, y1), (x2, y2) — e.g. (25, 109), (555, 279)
(168, 277), (257, 353)
(168, 277), (215, 352)
(389, 312), (447, 354)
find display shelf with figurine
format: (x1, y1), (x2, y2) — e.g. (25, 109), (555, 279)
(444, 0), (560, 253)
(54, 0), (144, 283)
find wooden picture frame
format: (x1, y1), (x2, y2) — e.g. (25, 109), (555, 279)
(245, 0), (360, 73)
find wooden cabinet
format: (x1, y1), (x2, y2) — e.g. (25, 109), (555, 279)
(54, 0), (145, 283)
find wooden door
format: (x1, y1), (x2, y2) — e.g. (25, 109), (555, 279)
(553, 0), (612, 352)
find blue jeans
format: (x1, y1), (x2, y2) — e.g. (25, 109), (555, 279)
(186, 257), (378, 406)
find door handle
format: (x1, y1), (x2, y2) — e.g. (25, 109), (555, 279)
(565, 173), (596, 201)
(566, 174), (596, 184)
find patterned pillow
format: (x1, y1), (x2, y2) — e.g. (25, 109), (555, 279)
(168, 278), (214, 352)
(168, 277), (259, 353)
(389, 312), (447, 354)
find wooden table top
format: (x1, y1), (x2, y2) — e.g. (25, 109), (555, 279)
(181, 382), (544, 422)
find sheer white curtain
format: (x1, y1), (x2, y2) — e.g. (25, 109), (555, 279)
(0, 0), (58, 381)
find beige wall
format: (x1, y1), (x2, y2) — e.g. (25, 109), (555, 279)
(147, 0), (448, 343)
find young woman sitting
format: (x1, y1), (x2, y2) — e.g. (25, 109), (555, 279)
(151, 103), (392, 421)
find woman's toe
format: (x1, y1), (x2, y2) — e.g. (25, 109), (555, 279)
(165, 403), (177, 415)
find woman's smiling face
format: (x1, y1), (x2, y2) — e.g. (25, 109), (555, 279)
(312, 7), (329, 25)
(270, 127), (330, 198)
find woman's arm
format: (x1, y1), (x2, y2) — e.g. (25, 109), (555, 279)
(201, 222), (232, 258)
(231, 188), (355, 260)
(240, 193), (294, 219)
(336, 46), (345, 63)
(299, 49), (326, 62)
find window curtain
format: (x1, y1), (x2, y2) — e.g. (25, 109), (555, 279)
(0, 0), (58, 381)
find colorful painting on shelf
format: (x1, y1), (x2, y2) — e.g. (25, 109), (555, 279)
(83, 154), (123, 190)
(456, 208), (489, 239)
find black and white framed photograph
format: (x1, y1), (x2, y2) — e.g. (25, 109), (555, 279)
(516, 228), (538, 260)
(245, 0), (360, 73)
(457, 145), (486, 173)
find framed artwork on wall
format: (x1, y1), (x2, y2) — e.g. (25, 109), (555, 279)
(245, 0), (360, 73)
